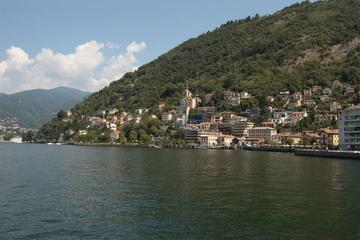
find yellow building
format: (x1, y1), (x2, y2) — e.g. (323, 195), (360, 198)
(319, 128), (339, 149)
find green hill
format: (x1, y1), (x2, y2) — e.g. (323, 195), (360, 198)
(0, 87), (90, 128)
(73, 0), (360, 115)
(37, 0), (360, 141)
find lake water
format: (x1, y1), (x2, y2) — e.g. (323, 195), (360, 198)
(0, 143), (360, 239)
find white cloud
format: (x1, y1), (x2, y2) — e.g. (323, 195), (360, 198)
(126, 41), (146, 54)
(0, 40), (146, 93)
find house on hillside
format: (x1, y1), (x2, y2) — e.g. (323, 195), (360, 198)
(303, 89), (312, 98)
(319, 128), (339, 149)
(330, 102), (342, 112)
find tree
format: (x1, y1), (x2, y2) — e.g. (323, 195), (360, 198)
(115, 131), (127, 144)
(57, 110), (67, 120)
(3, 134), (13, 142)
(128, 130), (138, 143)
(140, 134), (152, 143)
(149, 125), (159, 136)
(22, 131), (35, 142)
(285, 138), (294, 146)
(97, 132), (111, 143)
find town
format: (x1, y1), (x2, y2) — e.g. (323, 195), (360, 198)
(10, 79), (355, 152)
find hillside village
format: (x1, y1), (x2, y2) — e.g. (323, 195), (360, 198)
(29, 79), (359, 151)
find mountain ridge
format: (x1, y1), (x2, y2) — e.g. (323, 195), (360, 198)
(71, 0), (360, 115)
(36, 0), (360, 141)
(0, 87), (90, 128)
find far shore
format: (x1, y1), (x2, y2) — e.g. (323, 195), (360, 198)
(9, 141), (360, 160)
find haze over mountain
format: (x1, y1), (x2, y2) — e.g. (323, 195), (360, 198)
(0, 87), (90, 128)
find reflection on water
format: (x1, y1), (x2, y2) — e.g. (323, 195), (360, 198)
(0, 143), (360, 239)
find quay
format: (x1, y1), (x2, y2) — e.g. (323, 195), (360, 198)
(294, 149), (360, 160)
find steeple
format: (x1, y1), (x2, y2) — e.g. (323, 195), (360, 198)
(185, 80), (192, 98)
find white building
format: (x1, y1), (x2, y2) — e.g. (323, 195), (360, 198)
(135, 108), (149, 115)
(10, 136), (22, 143)
(240, 91), (251, 99)
(248, 127), (277, 141)
(162, 112), (173, 122)
(339, 106), (360, 150)
(271, 111), (289, 124)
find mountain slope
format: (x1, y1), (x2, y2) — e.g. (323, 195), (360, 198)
(72, 0), (360, 115)
(0, 87), (90, 128)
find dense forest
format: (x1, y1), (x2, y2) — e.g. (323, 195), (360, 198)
(37, 0), (360, 140)
(73, 0), (360, 114)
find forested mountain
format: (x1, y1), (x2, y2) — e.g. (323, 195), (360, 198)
(0, 87), (90, 128)
(72, 0), (360, 115)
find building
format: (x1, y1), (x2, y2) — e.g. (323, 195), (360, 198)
(197, 107), (216, 115)
(210, 115), (223, 123)
(228, 96), (241, 106)
(184, 128), (201, 143)
(319, 128), (339, 150)
(158, 102), (166, 111)
(271, 111), (288, 124)
(199, 132), (221, 147)
(79, 130), (88, 136)
(275, 132), (302, 145)
(248, 127), (277, 141)
(107, 123), (117, 132)
(289, 111), (308, 123)
(230, 121), (254, 137)
(180, 97), (197, 109)
(223, 91), (236, 101)
(245, 108), (261, 118)
(323, 88), (332, 95)
(240, 91), (251, 99)
(292, 92), (303, 101)
(261, 121), (277, 128)
(314, 113), (337, 123)
(345, 86), (355, 95)
(222, 112), (237, 122)
(266, 96), (275, 103)
(287, 99), (302, 108)
(135, 108), (149, 115)
(339, 106), (360, 150)
(224, 116), (248, 124)
(320, 95), (331, 103)
(312, 85), (323, 93)
(204, 92), (214, 104)
(330, 102), (342, 112)
(280, 91), (290, 96)
(332, 80), (343, 88)
(304, 100), (316, 107)
(10, 136), (23, 143)
(174, 114), (187, 127)
(303, 89), (312, 98)
(108, 108), (119, 115)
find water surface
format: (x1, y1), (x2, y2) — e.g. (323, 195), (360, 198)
(0, 143), (359, 239)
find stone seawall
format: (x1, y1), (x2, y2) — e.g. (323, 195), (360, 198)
(294, 149), (360, 160)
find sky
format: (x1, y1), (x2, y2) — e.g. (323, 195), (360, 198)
(0, 0), (301, 94)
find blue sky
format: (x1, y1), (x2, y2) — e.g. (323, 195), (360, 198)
(0, 0), (300, 93)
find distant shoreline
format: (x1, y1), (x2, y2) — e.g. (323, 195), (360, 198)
(9, 141), (360, 160)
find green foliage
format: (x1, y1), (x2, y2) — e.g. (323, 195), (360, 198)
(302, 135), (318, 146)
(128, 130), (138, 143)
(22, 131), (35, 142)
(37, 0), (360, 141)
(70, 0), (360, 117)
(285, 138), (294, 146)
(3, 134), (13, 142)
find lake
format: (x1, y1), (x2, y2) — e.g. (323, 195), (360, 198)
(0, 143), (359, 239)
